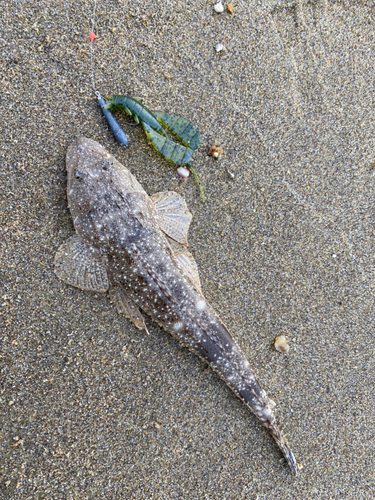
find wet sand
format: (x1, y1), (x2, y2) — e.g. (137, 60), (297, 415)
(1, 1), (374, 498)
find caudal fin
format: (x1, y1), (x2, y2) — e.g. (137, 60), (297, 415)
(269, 424), (300, 476)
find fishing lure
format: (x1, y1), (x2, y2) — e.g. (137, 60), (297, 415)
(88, 14), (203, 198)
(103, 95), (205, 201)
(141, 122), (194, 166)
(104, 96), (201, 153)
(97, 94), (129, 146)
(104, 95), (166, 136)
(152, 111), (201, 151)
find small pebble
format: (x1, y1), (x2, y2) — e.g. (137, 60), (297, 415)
(89, 32), (96, 40)
(274, 335), (290, 354)
(215, 43), (225, 52)
(227, 3), (233, 13)
(177, 166), (190, 179)
(213, 2), (224, 13)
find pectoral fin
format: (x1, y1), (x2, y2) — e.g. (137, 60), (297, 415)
(151, 191), (192, 245)
(109, 286), (149, 333)
(54, 234), (108, 292)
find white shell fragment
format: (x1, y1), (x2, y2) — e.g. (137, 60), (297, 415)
(274, 335), (290, 354)
(213, 2), (224, 13)
(215, 43), (225, 52)
(177, 166), (190, 179)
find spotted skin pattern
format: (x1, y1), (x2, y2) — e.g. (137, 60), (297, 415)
(54, 138), (299, 475)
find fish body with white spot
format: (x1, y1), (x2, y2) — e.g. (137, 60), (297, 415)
(54, 138), (299, 475)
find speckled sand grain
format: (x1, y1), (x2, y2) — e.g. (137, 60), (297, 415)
(1, 1), (375, 498)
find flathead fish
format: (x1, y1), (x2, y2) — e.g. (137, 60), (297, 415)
(54, 137), (299, 475)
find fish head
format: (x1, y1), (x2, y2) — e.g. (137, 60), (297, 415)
(65, 137), (155, 243)
(67, 137), (139, 205)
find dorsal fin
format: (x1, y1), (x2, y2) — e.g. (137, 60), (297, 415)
(167, 237), (202, 293)
(151, 191), (192, 245)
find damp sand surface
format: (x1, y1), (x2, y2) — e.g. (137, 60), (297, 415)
(1, 1), (374, 498)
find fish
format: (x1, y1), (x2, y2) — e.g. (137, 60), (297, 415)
(54, 137), (299, 475)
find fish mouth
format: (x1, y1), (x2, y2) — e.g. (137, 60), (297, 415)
(66, 138), (88, 182)
(66, 137), (104, 185)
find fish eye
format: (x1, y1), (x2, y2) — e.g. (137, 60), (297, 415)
(75, 170), (83, 180)
(101, 160), (113, 170)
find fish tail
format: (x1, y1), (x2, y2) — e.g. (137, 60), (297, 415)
(267, 422), (300, 476)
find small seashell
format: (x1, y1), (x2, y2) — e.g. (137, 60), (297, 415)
(213, 2), (224, 13)
(215, 43), (225, 52)
(209, 145), (223, 158)
(227, 3), (233, 13)
(274, 335), (290, 354)
(176, 166), (190, 179)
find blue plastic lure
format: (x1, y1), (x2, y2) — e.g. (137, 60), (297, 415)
(97, 96), (128, 146)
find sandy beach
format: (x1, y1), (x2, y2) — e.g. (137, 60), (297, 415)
(1, 0), (374, 498)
